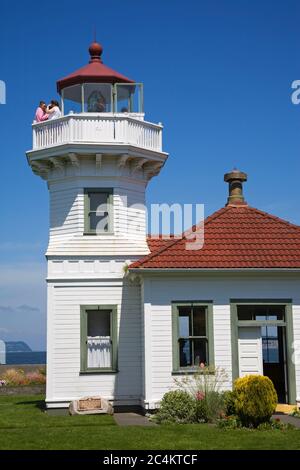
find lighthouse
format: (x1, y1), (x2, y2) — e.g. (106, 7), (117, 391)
(26, 41), (168, 410)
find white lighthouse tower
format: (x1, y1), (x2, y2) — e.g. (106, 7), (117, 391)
(26, 41), (168, 410)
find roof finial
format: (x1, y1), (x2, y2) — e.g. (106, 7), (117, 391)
(224, 169), (248, 206)
(89, 39), (103, 63)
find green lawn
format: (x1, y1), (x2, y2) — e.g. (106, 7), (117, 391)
(0, 395), (300, 450)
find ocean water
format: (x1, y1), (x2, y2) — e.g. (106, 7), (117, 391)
(4, 352), (46, 365)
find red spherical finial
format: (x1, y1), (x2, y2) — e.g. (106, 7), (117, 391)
(89, 41), (103, 63)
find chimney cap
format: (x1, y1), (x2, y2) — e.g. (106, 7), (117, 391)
(224, 168), (248, 206)
(224, 168), (247, 183)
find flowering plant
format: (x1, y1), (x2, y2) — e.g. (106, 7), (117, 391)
(0, 379), (7, 387)
(174, 365), (228, 423)
(0, 368), (46, 386)
(195, 391), (205, 401)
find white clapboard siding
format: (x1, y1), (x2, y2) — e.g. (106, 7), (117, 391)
(293, 305), (300, 401)
(141, 275), (300, 407)
(46, 279), (142, 405)
(47, 182), (149, 256)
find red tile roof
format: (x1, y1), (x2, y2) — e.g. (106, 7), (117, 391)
(130, 205), (300, 269)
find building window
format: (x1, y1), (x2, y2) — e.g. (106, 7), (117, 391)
(80, 306), (118, 372)
(172, 302), (214, 372)
(84, 189), (113, 234)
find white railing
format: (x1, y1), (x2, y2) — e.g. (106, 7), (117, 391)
(32, 113), (163, 152)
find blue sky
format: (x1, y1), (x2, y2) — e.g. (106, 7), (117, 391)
(0, 0), (299, 350)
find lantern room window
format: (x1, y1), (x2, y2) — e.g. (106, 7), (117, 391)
(62, 84), (82, 114)
(61, 83), (143, 115)
(115, 83), (143, 113)
(84, 84), (113, 113)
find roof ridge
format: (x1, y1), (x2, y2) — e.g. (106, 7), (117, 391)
(245, 206), (300, 230)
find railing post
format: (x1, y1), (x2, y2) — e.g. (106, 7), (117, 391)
(69, 114), (74, 142)
(32, 126), (36, 149)
(158, 123), (163, 152)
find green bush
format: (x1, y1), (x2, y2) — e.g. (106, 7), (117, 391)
(195, 395), (208, 422)
(195, 391), (225, 423)
(155, 390), (196, 424)
(233, 375), (278, 428)
(257, 419), (295, 431)
(289, 407), (300, 418)
(217, 415), (242, 429)
(223, 390), (236, 416)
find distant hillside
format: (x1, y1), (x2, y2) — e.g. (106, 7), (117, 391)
(5, 341), (32, 352)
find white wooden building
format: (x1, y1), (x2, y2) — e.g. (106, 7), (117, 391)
(26, 42), (300, 410)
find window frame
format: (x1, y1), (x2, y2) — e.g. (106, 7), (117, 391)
(80, 305), (118, 374)
(114, 83), (144, 113)
(83, 188), (113, 235)
(172, 301), (214, 373)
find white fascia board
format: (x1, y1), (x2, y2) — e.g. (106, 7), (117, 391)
(129, 268), (300, 275)
(26, 143), (168, 162)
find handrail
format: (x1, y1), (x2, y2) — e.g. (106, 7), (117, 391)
(32, 113), (162, 130)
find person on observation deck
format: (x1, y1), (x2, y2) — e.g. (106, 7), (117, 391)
(35, 101), (49, 122)
(46, 100), (62, 120)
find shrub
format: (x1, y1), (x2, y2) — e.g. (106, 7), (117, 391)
(38, 367), (46, 376)
(173, 365), (228, 423)
(155, 390), (196, 424)
(0, 368), (46, 386)
(194, 390), (225, 423)
(26, 371), (46, 385)
(223, 390), (236, 416)
(217, 415), (242, 429)
(289, 407), (300, 418)
(1, 369), (29, 386)
(195, 393), (208, 422)
(257, 418), (295, 431)
(233, 375), (277, 428)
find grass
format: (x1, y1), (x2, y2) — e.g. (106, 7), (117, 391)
(0, 395), (300, 450)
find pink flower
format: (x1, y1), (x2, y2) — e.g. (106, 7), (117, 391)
(199, 362), (205, 369)
(196, 391), (205, 401)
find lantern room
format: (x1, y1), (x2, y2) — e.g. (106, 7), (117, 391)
(57, 41), (144, 115)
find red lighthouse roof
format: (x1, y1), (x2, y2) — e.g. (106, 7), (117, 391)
(57, 41), (134, 93)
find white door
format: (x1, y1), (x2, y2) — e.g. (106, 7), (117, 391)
(238, 327), (263, 377)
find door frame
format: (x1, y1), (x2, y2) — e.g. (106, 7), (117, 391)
(230, 299), (296, 404)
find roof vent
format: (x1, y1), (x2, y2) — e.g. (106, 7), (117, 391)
(224, 169), (248, 206)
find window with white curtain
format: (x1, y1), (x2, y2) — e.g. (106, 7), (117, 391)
(81, 306), (117, 372)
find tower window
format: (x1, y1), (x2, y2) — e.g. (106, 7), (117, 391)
(84, 189), (113, 234)
(80, 305), (118, 372)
